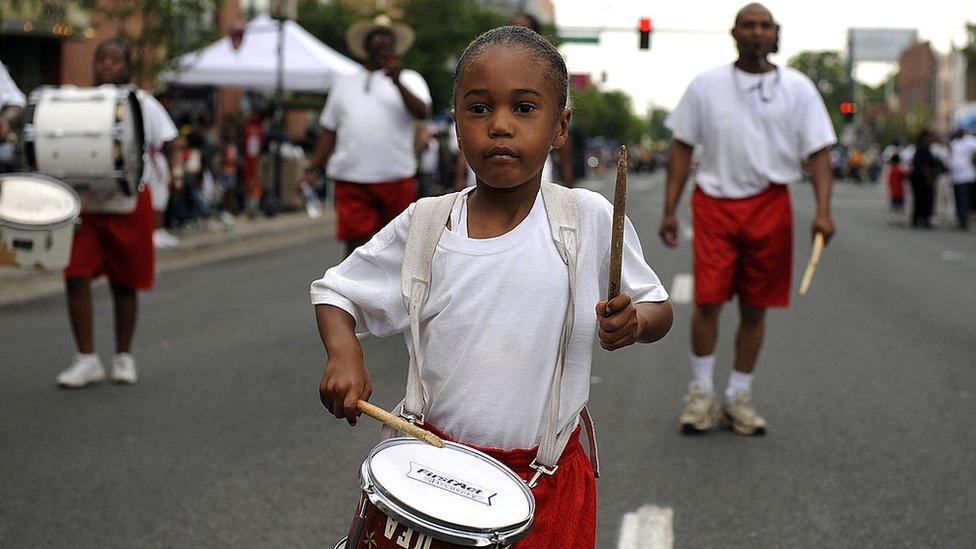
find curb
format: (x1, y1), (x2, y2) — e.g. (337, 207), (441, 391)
(0, 209), (334, 307)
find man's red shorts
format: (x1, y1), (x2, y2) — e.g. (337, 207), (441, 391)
(63, 187), (155, 290)
(425, 424), (596, 548)
(692, 184), (792, 308)
(334, 178), (416, 242)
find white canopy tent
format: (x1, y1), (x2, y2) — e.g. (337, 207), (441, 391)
(160, 13), (361, 92)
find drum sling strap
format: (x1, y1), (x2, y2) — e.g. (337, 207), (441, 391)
(388, 183), (600, 488)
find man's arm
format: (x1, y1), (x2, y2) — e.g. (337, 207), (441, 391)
(393, 79), (429, 120)
(658, 139), (694, 247)
(807, 146), (835, 243)
(305, 129), (337, 178)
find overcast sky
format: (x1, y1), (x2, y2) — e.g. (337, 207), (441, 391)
(553, 0), (976, 113)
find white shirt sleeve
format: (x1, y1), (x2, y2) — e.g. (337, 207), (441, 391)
(0, 63), (25, 109)
(139, 94), (178, 147)
(399, 69), (432, 107)
(796, 77), (836, 158)
(309, 204), (412, 336)
(665, 78), (701, 146)
(604, 215), (670, 304)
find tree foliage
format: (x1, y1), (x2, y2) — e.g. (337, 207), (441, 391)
(788, 50), (846, 134)
(83, 0), (218, 84)
(572, 86), (646, 143)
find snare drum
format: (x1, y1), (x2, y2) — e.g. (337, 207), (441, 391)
(24, 84), (145, 198)
(337, 438), (534, 548)
(0, 173), (80, 270)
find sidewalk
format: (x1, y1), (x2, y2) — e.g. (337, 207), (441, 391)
(0, 208), (334, 307)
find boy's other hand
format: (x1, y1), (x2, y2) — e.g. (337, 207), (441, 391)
(595, 293), (640, 351)
(320, 357), (372, 426)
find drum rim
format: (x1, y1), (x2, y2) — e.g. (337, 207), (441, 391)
(0, 173), (80, 230)
(361, 437), (535, 546)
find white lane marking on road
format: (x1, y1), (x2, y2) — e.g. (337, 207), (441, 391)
(617, 504), (674, 549)
(941, 250), (965, 261)
(670, 273), (693, 304)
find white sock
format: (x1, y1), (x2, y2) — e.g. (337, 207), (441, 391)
(690, 354), (715, 393)
(77, 352), (98, 361)
(726, 370), (753, 399)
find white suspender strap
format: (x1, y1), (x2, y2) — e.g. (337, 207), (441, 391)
(528, 183), (583, 487)
(395, 192), (461, 427)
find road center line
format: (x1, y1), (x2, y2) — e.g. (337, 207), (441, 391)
(617, 504), (674, 549)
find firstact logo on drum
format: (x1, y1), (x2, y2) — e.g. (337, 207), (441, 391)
(406, 462), (497, 506)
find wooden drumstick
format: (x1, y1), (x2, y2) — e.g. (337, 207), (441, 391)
(798, 232), (825, 296)
(356, 400), (445, 448)
(607, 145), (628, 309)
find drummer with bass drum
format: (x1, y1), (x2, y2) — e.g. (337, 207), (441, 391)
(54, 39), (180, 389)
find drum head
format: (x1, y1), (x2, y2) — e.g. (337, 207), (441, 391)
(364, 438), (534, 534)
(0, 174), (80, 229)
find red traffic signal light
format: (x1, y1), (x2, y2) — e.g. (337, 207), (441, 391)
(839, 102), (857, 115)
(639, 17), (653, 49)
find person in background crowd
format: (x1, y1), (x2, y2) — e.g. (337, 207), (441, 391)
(303, 14), (430, 257)
(0, 61), (25, 173)
(416, 122), (440, 198)
(56, 39), (179, 388)
(948, 128), (976, 230)
(909, 130), (943, 229)
(660, 3), (835, 436)
(887, 152), (907, 220)
(243, 113), (264, 218)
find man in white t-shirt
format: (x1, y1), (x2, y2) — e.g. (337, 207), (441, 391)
(659, 3), (836, 435)
(948, 128), (976, 230)
(304, 15), (431, 257)
(0, 62), (25, 172)
(56, 39), (179, 389)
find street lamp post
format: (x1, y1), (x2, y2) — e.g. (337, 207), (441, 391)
(270, 0), (295, 215)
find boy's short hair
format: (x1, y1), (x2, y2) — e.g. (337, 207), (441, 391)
(453, 26), (569, 110)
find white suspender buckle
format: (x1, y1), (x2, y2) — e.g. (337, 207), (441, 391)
(527, 459), (559, 488)
(398, 410), (425, 426)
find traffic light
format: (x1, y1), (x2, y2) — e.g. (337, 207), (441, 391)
(639, 17), (653, 50)
(839, 101), (857, 122)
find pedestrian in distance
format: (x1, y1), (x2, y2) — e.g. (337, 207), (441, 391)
(303, 14), (431, 258)
(56, 39), (179, 388)
(659, 3), (836, 436)
(909, 129), (943, 229)
(948, 128), (976, 230)
(311, 26), (673, 547)
(887, 152), (908, 220)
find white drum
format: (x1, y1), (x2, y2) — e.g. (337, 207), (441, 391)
(340, 438), (535, 548)
(24, 84), (145, 198)
(0, 173), (80, 271)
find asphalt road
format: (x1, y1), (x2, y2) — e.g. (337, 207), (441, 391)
(1, 173), (973, 548)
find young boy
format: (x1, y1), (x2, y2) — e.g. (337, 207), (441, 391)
(311, 27), (672, 548)
(56, 39), (179, 388)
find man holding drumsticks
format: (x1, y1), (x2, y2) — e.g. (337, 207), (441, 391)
(659, 3), (836, 435)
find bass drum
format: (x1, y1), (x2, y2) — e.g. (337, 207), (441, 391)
(0, 173), (80, 271)
(24, 84), (145, 198)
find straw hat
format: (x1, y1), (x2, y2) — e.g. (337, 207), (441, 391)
(345, 14), (415, 60)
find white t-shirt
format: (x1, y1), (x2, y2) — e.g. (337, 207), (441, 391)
(310, 186), (669, 450)
(82, 91), (178, 213)
(949, 135), (976, 184)
(0, 63), (25, 109)
(666, 64), (836, 199)
(319, 69), (431, 183)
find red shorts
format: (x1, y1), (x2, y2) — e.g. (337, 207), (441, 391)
(692, 184), (792, 308)
(63, 187), (155, 290)
(334, 178), (415, 242)
(425, 424), (597, 549)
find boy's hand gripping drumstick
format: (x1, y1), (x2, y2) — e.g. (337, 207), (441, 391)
(607, 145), (628, 312)
(356, 400), (445, 448)
(798, 232), (825, 296)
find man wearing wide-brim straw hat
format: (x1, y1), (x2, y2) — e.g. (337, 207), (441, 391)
(304, 14), (431, 257)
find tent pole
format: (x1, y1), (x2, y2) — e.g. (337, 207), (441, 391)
(273, 16), (285, 215)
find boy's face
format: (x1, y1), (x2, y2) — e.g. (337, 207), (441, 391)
(454, 47), (569, 190)
(94, 46), (129, 85)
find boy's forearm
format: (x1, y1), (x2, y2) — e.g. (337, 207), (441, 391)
(315, 304), (362, 360)
(636, 301), (673, 343)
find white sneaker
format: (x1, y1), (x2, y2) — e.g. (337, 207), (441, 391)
(111, 353), (138, 384)
(153, 228), (180, 248)
(57, 354), (106, 388)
